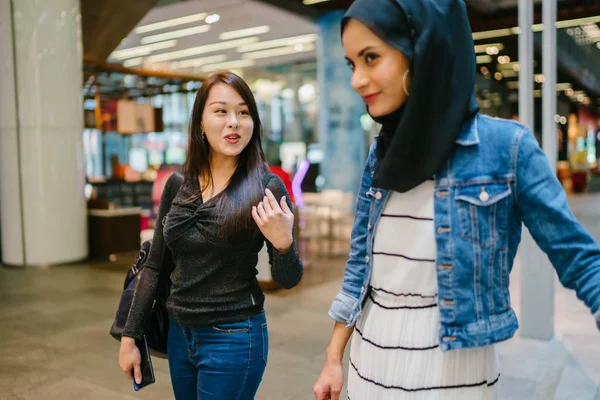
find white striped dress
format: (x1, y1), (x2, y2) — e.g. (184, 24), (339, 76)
(348, 180), (499, 400)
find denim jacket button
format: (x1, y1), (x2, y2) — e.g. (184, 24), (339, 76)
(479, 188), (490, 202)
(361, 286), (365, 293)
(367, 224), (372, 231)
(365, 256), (370, 263)
(375, 192), (382, 200)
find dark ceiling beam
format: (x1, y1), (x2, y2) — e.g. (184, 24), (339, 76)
(81, 0), (161, 60)
(256, 0), (321, 21)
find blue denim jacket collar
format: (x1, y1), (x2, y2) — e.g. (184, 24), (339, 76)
(455, 116), (479, 147)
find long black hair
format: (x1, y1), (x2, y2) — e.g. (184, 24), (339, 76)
(183, 71), (268, 240)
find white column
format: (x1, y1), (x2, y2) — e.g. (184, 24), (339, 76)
(0, 0), (87, 266)
(518, 0), (555, 340)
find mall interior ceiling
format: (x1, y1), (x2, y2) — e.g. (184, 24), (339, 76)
(79, 0), (600, 112)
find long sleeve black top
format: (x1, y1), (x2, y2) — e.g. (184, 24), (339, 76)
(122, 172), (303, 339)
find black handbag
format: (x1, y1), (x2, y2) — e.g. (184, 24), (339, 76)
(110, 172), (183, 358)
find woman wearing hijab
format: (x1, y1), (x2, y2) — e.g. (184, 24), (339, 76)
(313, 0), (600, 399)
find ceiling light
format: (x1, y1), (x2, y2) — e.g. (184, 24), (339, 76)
(480, 66), (489, 74)
(473, 29), (513, 41)
(148, 37), (260, 63)
(535, 74), (545, 83)
(141, 25), (211, 44)
(473, 16), (600, 40)
(206, 14), (220, 24)
(172, 54), (228, 69)
(560, 116), (567, 125)
(555, 83), (572, 91)
(303, 0), (331, 4)
(476, 55), (492, 64)
(501, 70), (518, 78)
(110, 40), (177, 60)
(556, 16), (600, 29)
(494, 72), (503, 81)
(123, 58), (143, 67)
(134, 13), (207, 34)
(565, 88), (574, 96)
(241, 43), (316, 60)
(577, 94), (585, 102)
(498, 55), (511, 64)
(474, 43), (504, 53)
(237, 34), (318, 52)
(201, 59), (255, 73)
(219, 25), (271, 40)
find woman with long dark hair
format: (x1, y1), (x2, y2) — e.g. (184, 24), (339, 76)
(119, 71), (303, 399)
(314, 0), (600, 399)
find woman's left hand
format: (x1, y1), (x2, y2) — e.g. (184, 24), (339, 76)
(252, 188), (294, 253)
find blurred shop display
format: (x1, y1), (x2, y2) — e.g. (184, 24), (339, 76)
(82, 59), (203, 257)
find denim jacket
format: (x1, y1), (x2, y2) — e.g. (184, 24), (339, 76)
(329, 114), (600, 351)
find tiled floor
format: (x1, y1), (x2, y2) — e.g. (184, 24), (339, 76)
(1, 193), (600, 399)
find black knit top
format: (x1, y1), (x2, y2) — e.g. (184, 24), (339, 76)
(122, 172), (303, 339)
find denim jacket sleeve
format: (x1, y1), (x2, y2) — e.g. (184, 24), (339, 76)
(328, 142), (375, 325)
(515, 127), (600, 326)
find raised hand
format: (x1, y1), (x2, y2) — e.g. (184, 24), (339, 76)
(252, 188), (294, 253)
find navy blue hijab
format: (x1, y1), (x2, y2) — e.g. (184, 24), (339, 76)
(343, 0), (479, 193)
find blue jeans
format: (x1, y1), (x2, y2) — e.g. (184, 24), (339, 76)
(167, 311), (268, 400)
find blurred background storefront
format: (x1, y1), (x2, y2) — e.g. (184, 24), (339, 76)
(2, 0), (600, 272)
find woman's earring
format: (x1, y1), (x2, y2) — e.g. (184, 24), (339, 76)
(403, 69), (411, 97)
(201, 130), (206, 140)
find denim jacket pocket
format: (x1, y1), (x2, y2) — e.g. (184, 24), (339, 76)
(456, 183), (512, 248)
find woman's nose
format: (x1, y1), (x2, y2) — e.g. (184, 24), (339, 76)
(227, 114), (239, 129)
(351, 68), (369, 92)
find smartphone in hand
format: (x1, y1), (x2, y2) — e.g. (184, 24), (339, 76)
(133, 335), (156, 391)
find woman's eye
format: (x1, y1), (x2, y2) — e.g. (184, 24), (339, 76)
(215, 109), (226, 114)
(365, 53), (379, 63)
(346, 61), (355, 71)
(239, 110), (250, 116)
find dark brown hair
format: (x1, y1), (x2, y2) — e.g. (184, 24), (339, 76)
(183, 71), (268, 240)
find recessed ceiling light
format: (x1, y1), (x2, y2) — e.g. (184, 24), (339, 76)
(141, 25), (211, 44)
(206, 14), (220, 24)
(237, 34), (318, 52)
(171, 54), (228, 69)
(111, 40), (178, 60)
(476, 55), (492, 64)
(123, 58), (143, 68)
(219, 25), (270, 40)
(241, 43), (316, 60)
(134, 13), (208, 34)
(202, 59), (255, 73)
(148, 37), (260, 63)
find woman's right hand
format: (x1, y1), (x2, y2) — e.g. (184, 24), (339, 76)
(313, 360), (344, 400)
(119, 337), (142, 384)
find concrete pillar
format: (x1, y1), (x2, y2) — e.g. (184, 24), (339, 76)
(287, 64), (304, 143)
(317, 11), (367, 193)
(518, 0), (555, 340)
(0, 0), (87, 266)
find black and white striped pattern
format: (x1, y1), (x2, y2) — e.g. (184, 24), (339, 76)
(348, 181), (499, 400)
